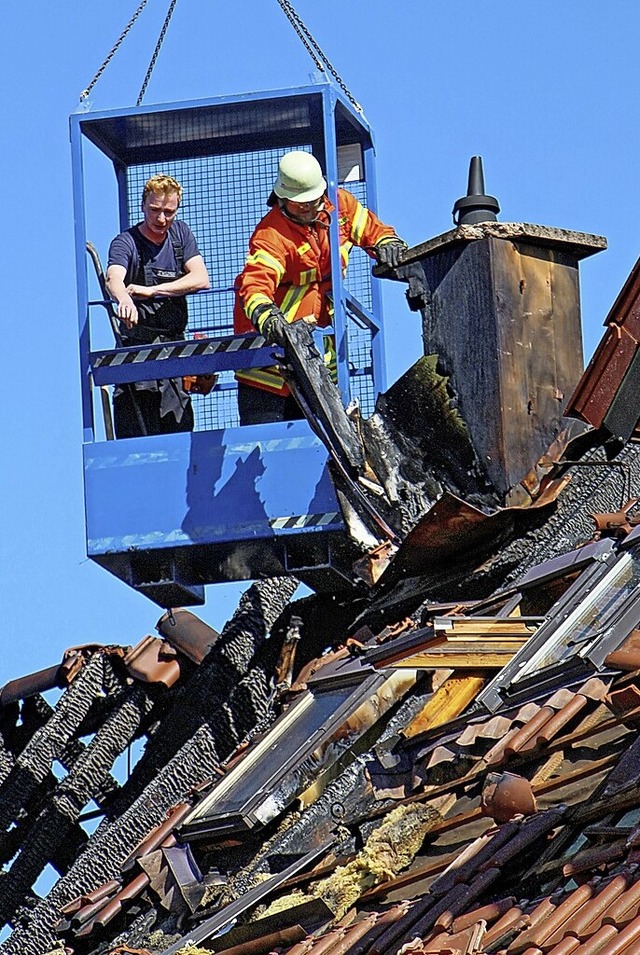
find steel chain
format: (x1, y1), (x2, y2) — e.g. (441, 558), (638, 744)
(137, 0), (179, 104)
(79, 0), (150, 103)
(80, 0), (360, 114)
(275, 0), (362, 113)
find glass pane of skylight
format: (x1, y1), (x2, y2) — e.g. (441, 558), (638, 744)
(514, 549), (640, 679)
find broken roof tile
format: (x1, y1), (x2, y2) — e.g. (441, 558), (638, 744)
(604, 628), (640, 673)
(480, 773), (537, 824)
(123, 636), (181, 687)
(604, 682), (640, 722)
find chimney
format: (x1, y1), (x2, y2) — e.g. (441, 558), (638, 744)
(399, 157), (606, 499)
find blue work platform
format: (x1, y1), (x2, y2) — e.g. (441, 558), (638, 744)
(71, 82), (387, 607)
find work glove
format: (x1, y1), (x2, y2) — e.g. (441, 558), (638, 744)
(254, 303), (288, 347)
(375, 238), (408, 269)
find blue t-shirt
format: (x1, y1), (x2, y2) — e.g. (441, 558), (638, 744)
(107, 220), (199, 281)
(108, 221), (200, 341)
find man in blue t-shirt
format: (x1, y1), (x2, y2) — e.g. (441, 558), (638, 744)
(106, 174), (210, 438)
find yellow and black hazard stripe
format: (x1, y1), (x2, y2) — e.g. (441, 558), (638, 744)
(94, 334), (268, 370)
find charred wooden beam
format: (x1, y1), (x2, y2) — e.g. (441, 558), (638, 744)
(1, 578), (297, 955)
(0, 682), (156, 927)
(0, 654), (124, 833)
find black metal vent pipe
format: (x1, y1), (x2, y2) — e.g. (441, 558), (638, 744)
(452, 156), (500, 225)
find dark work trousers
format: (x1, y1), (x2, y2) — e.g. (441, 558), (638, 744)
(114, 386), (194, 438)
(237, 382), (305, 426)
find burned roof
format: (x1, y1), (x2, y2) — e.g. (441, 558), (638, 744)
(5, 231), (640, 955)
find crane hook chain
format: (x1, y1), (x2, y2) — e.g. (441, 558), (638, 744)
(275, 0), (362, 113)
(80, 0), (360, 114)
(137, 0), (179, 105)
(79, 0), (150, 103)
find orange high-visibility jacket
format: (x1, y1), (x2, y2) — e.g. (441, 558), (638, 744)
(234, 188), (397, 395)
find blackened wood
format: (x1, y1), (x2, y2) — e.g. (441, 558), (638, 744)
(406, 236), (587, 496)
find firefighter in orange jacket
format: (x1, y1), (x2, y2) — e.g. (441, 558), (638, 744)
(234, 151), (407, 425)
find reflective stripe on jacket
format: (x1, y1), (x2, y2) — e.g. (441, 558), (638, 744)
(233, 188), (396, 395)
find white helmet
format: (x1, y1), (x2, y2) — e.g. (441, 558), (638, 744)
(273, 151), (327, 202)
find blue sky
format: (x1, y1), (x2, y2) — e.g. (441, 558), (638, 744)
(1, 0), (639, 684)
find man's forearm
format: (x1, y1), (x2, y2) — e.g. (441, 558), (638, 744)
(106, 272), (138, 325)
(147, 274), (207, 296)
(155, 257), (210, 296)
(106, 273), (131, 306)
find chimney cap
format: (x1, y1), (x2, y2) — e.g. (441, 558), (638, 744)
(452, 156), (500, 225)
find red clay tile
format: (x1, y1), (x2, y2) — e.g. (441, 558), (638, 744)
(565, 925), (619, 955)
(423, 923), (486, 953)
(545, 938), (581, 955)
(506, 884), (594, 953)
(523, 895), (563, 930)
(482, 907), (529, 948)
(546, 874), (629, 945)
(449, 897), (516, 934)
(606, 911), (640, 954)
(430, 825), (518, 896)
(367, 905), (422, 955)
(481, 727), (527, 768)
(479, 810), (566, 873)
(415, 868), (501, 940)
(60, 879), (120, 916)
(283, 939), (317, 955)
(533, 696), (588, 746)
(201, 929), (300, 955)
(156, 608), (220, 663)
(123, 636), (181, 687)
(321, 919), (383, 955)
(562, 842), (627, 877)
(504, 707), (556, 755)
(74, 872), (150, 937)
(601, 874), (640, 926)
(604, 684), (640, 721)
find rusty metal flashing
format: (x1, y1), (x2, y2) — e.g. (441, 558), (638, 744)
(371, 477), (572, 596)
(567, 255), (640, 429)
